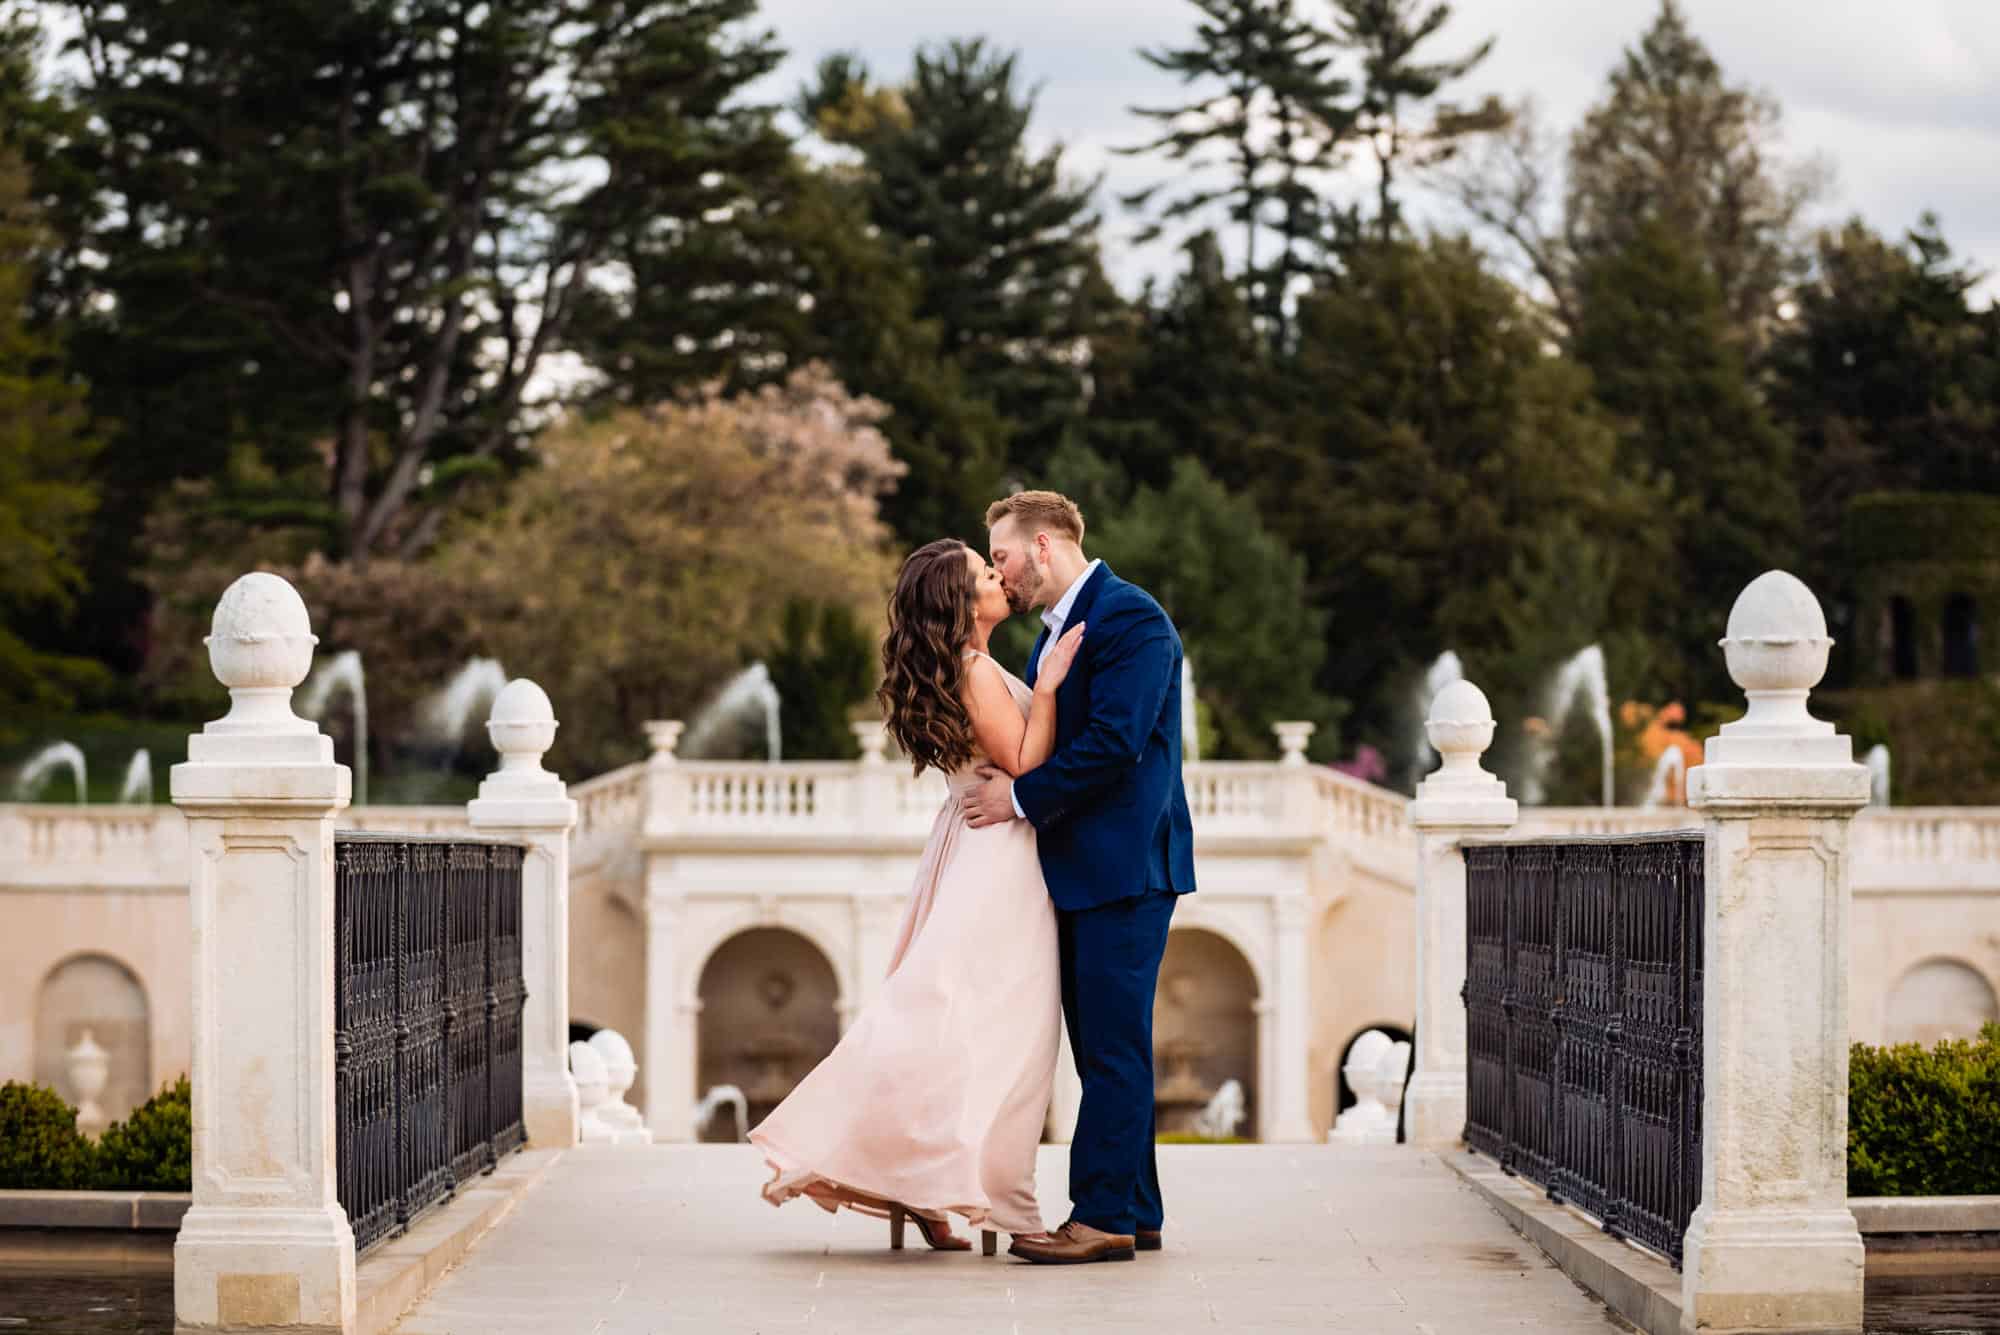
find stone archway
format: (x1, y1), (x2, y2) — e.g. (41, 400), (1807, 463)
(36, 953), (151, 1128)
(1884, 957), (1999, 1045)
(1153, 927), (1260, 1140)
(695, 928), (841, 1142)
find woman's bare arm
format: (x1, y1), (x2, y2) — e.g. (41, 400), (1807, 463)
(962, 658), (1058, 778)
(960, 625), (1085, 778)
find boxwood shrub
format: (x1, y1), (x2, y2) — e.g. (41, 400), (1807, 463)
(1849, 1023), (2000, 1197)
(0, 1077), (192, 1191)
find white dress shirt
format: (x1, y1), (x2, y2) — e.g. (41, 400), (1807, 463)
(1011, 559), (1102, 819)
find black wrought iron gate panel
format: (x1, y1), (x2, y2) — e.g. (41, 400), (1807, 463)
(1461, 832), (1704, 1269)
(335, 834), (528, 1257)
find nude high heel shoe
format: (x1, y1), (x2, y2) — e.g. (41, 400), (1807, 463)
(888, 1204), (973, 1252)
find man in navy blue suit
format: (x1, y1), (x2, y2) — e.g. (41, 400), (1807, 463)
(962, 491), (1197, 1265)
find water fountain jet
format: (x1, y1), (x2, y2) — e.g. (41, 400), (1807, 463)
(14, 742), (87, 803)
(1544, 645), (1614, 808)
(684, 663), (782, 762)
(299, 649), (369, 804)
(118, 750), (154, 804)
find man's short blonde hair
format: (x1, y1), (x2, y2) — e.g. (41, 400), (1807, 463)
(984, 490), (1085, 545)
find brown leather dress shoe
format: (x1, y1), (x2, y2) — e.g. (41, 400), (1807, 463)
(1135, 1228), (1162, 1252)
(1008, 1220), (1136, 1265)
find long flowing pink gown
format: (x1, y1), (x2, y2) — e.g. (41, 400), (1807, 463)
(751, 653), (1060, 1236)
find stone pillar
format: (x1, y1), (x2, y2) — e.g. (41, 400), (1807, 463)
(642, 876), (696, 1142)
(1268, 895), (1317, 1142)
(466, 679), (579, 1150)
(1681, 572), (1868, 1335)
(1404, 679), (1517, 1149)
(171, 572), (355, 1335)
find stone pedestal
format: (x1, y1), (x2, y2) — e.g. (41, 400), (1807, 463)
(467, 679), (580, 1150)
(1405, 680), (1517, 1149)
(1268, 895), (1318, 1142)
(1681, 571), (1867, 1335)
(171, 572), (356, 1334)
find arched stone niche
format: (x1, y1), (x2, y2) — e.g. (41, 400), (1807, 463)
(35, 954), (152, 1125)
(1884, 957), (1999, 1046)
(695, 928), (840, 1141)
(1153, 927), (1260, 1138)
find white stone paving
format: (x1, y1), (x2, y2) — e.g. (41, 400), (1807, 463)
(392, 1144), (1633, 1334)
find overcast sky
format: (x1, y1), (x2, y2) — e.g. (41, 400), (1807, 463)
(748, 0), (2000, 301)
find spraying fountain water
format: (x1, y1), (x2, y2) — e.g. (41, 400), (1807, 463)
(683, 663), (782, 762)
(1865, 744), (1891, 807)
(693, 1084), (750, 1142)
(1544, 645), (1615, 808)
(1181, 657), (1200, 764)
(1412, 651), (1464, 782)
(300, 649), (369, 805)
(14, 742), (87, 803)
(421, 657), (508, 759)
(1641, 746), (1686, 809)
(117, 750), (154, 804)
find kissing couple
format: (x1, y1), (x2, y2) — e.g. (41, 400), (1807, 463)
(750, 489), (1198, 1264)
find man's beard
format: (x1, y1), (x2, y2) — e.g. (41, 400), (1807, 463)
(1005, 562), (1043, 615)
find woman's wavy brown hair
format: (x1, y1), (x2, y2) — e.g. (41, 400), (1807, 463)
(879, 539), (980, 776)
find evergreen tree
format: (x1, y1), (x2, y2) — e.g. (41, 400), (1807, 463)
(1566, 0), (1819, 348)
(1768, 215), (2000, 584)
(1088, 232), (1271, 493)
(48, 0), (792, 571)
(807, 41), (1108, 481)
(1122, 0), (1356, 343)
(1328, 0), (1506, 240)
(766, 600), (877, 761)
(1572, 219), (1800, 699)
(1269, 236), (1654, 752)
(0, 142), (104, 712)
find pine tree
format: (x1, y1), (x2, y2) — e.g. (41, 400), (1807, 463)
(1768, 215), (2000, 584)
(50, 0), (793, 568)
(0, 142), (104, 712)
(808, 41), (1108, 482)
(1566, 0), (1819, 348)
(1121, 0), (1356, 344)
(1271, 237), (1656, 750)
(1572, 219), (1800, 699)
(1327, 0), (1507, 240)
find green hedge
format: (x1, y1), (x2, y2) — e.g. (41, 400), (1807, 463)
(1849, 1024), (2000, 1197)
(0, 1077), (192, 1191)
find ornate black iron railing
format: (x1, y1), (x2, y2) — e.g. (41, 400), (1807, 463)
(334, 833), (527, 1257)
(1463, 832), (1704, 1268)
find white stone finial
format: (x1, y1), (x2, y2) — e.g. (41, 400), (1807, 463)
(1415, 680), (1507, 800)
(487, 679), (558, 777)
(570, 1040), (612, 1142)
(588, 1029), (651, 1144)
(645, 720), (685, 765)
(851, 720), (889, 766)
(66, 1029), (111, 1139)
(1272, 721), (1316, 766)
(199, 572), (321, 739)
(1702, 570), (1854, 770)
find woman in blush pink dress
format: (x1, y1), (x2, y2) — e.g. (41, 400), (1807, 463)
(750, 538), (1083, 1253)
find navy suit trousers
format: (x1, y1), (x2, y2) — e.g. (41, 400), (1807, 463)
(1059, 891), (1178, 1235)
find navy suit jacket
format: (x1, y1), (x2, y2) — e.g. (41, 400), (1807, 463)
(1013, 564), (1197, 913)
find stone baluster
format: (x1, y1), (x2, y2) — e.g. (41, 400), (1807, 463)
(1681, 571), (1868, 1334)
(467, 679), (580, 1149)
(171, 572), (356, 1334)
(1404, 680), (1517, 1148)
